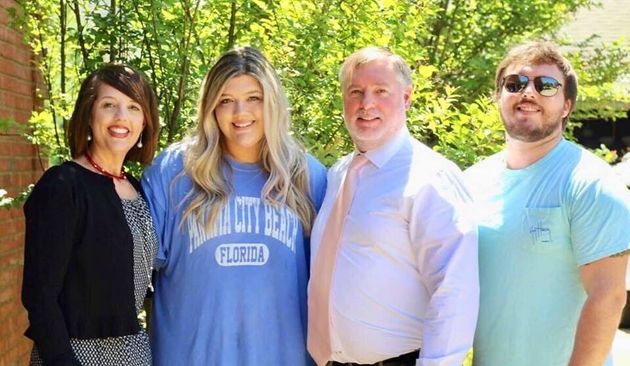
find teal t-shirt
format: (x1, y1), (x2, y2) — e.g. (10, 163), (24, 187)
(465, 139), (630, 366)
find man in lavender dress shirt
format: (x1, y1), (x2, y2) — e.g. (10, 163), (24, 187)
(307, 47), (479, 366)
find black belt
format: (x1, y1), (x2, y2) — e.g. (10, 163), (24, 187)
(329, 349), (420, 366)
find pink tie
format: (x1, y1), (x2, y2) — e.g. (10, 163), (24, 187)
(308, 154), (369, 366)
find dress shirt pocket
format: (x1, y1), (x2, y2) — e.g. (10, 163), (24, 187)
(522, 207), (569, 252)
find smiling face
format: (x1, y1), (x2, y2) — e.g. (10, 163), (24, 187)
(342, 59), (412, 152)
(89, 83), (144, 160)
(214, 74), (265, 163)
(498, 63), (571, 143)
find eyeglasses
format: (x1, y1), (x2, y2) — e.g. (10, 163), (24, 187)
(502, 74), (563, 97)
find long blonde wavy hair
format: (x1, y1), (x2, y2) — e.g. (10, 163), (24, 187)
(181, 46), (315, 236)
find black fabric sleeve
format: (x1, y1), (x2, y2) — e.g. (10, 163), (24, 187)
(21, 167), (81, 365)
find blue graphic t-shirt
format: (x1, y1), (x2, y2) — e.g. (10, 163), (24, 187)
(141, 143), (327, 366)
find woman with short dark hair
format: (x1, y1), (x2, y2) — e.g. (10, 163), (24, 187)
(22, 64), (160, 365)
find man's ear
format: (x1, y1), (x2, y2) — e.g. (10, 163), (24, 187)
(404, 86), (413, 110)
(562, 98), (572, 119)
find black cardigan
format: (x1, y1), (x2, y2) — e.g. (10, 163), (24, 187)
(22, 161), (143, 365)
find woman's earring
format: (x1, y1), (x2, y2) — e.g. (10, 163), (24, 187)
(87, 131), (92, 141)
(137, 132), (143, 148)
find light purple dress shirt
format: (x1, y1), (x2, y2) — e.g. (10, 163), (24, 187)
(309, 127), (479, 366)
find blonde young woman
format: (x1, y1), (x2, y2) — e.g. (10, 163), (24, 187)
(142, 46), (327, 365)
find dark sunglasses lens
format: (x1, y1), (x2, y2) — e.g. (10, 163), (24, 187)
(503, 75), (527, 93)
(535, 76), (561, 96)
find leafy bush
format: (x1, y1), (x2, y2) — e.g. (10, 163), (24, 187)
(6, 0), (628, 174)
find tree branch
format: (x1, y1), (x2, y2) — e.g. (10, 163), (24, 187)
(227, 0), (237, 51)
(166, 0), (202, 143)
(109, 0), (117, 61)
(69, 0), (90, 71)
(59, 0), (67, 134)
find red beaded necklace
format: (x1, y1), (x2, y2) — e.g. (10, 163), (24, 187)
(85, 153), (126, 180)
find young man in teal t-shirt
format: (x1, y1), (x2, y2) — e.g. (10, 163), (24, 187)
(465, 41), (630, 366)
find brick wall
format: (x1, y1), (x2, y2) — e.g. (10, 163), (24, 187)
(0, 0), (44, 364)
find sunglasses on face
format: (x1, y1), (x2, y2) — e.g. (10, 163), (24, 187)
(502, 74), (563, 97)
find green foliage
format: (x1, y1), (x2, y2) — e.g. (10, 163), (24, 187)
(0, 189), (11, 208)
(26, 110), (70, 164)
(421, 91), (505, 167)
(0, 117), (26, 135)
(463, 348), (473, 366)
(566, 37), (630, 121)
(591, 143), (619, 163)
(0, 185), (34, 209)
(8, 0), (629, 174)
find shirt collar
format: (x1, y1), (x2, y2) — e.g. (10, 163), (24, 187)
(358, 127), (409, 169)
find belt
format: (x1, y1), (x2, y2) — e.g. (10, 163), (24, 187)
(329, 349), (420, 366)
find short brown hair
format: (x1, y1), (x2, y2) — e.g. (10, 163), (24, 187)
(339, 47), (412, 91)
(67, 64), (160, 164)
(495, 41), (578, 126)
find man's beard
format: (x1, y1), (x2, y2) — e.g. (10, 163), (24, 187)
(500, 109), (563, 143)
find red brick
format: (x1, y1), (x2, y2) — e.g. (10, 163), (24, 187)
(0, 275), (22, 299)
(0, 296), (24, 318)
(0, 23), (25, 46)
(0, 57), (31, 81)
(2, 301), (28, 323)
(0, 235), (22, 254)
(0, 342), (32, 366)
(0, 139), (34, 158)
(0, 207), (21, 220)
(12, 218), (24, 232)
(0, 42), (30, 65)
(0, 91), (33, 111)
(2, 321), (27, 344)
(0, 328), (31, 366)
(0, 248), (23, 269)
(0, 219), (23, 237)
(0, 312), (28, 335)
(0, 305), (29, 341)
(13, 158), (37, 172)
(0, 282), (20, 304)
(5, 142), (35, 157)
(0, 73), (33, 96)
(1, 2), (43, 364)
(0, 332), (30, 358)
(8, 172), (37, 187)
(15, 208), (24, 219)
(0, 1), (16, 8)
(13, 172), (35, 189)
(0, 175), (10, 189)
(0, 334), (32, 362)
(0, 7), (7, 24)
(0, 143), (10, 156)
(2, 224), (25, 237)
(0, 106), (33, 124)
(0, 223), (12, 237)
(0, 1), (19, 11)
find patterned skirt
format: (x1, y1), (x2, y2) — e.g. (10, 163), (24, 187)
(29, 330), (151, 366)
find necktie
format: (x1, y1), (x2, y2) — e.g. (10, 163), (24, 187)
(307, 154), (369, 366)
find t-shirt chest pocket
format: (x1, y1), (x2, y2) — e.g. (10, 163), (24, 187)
(522, 207), (570, 252)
